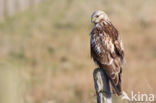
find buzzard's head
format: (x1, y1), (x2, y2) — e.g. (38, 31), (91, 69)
(91, 10), (110, 24)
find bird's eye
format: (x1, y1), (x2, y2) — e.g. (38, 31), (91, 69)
(96, 15), (99, 18)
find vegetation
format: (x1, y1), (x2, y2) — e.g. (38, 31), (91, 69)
(0, 0), (155, 103)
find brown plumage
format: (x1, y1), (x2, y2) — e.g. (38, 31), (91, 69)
(90, 10), (124, 96)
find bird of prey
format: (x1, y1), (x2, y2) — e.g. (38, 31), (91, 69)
(90, 10), (129, 99)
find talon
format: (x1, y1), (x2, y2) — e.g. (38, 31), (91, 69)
(98, 89), (104, 94)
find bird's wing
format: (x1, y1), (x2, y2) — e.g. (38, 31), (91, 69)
(114, 36), (124, 62)
(90, 27), (114, 65)
(103, 23), (125, 63)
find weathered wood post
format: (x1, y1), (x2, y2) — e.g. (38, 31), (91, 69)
(93, 68), (112, 103)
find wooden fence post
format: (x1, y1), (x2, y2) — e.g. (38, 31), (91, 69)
(93, 68), (112, 103)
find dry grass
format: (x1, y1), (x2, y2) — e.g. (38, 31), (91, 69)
(0, 0), (156, 103)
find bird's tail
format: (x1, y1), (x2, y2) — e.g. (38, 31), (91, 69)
(100, 64), (123, 96)
(109, 70), (122, 96)
(100, 64), (130, 100)
(108, 70), (130, 101)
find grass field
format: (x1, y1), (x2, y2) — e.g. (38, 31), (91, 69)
(0, 0), (156, 103)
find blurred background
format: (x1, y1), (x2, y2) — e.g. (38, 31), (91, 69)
(0, 0), (156, 103)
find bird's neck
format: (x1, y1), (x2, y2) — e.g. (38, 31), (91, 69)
(95, 20), (111, 29)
